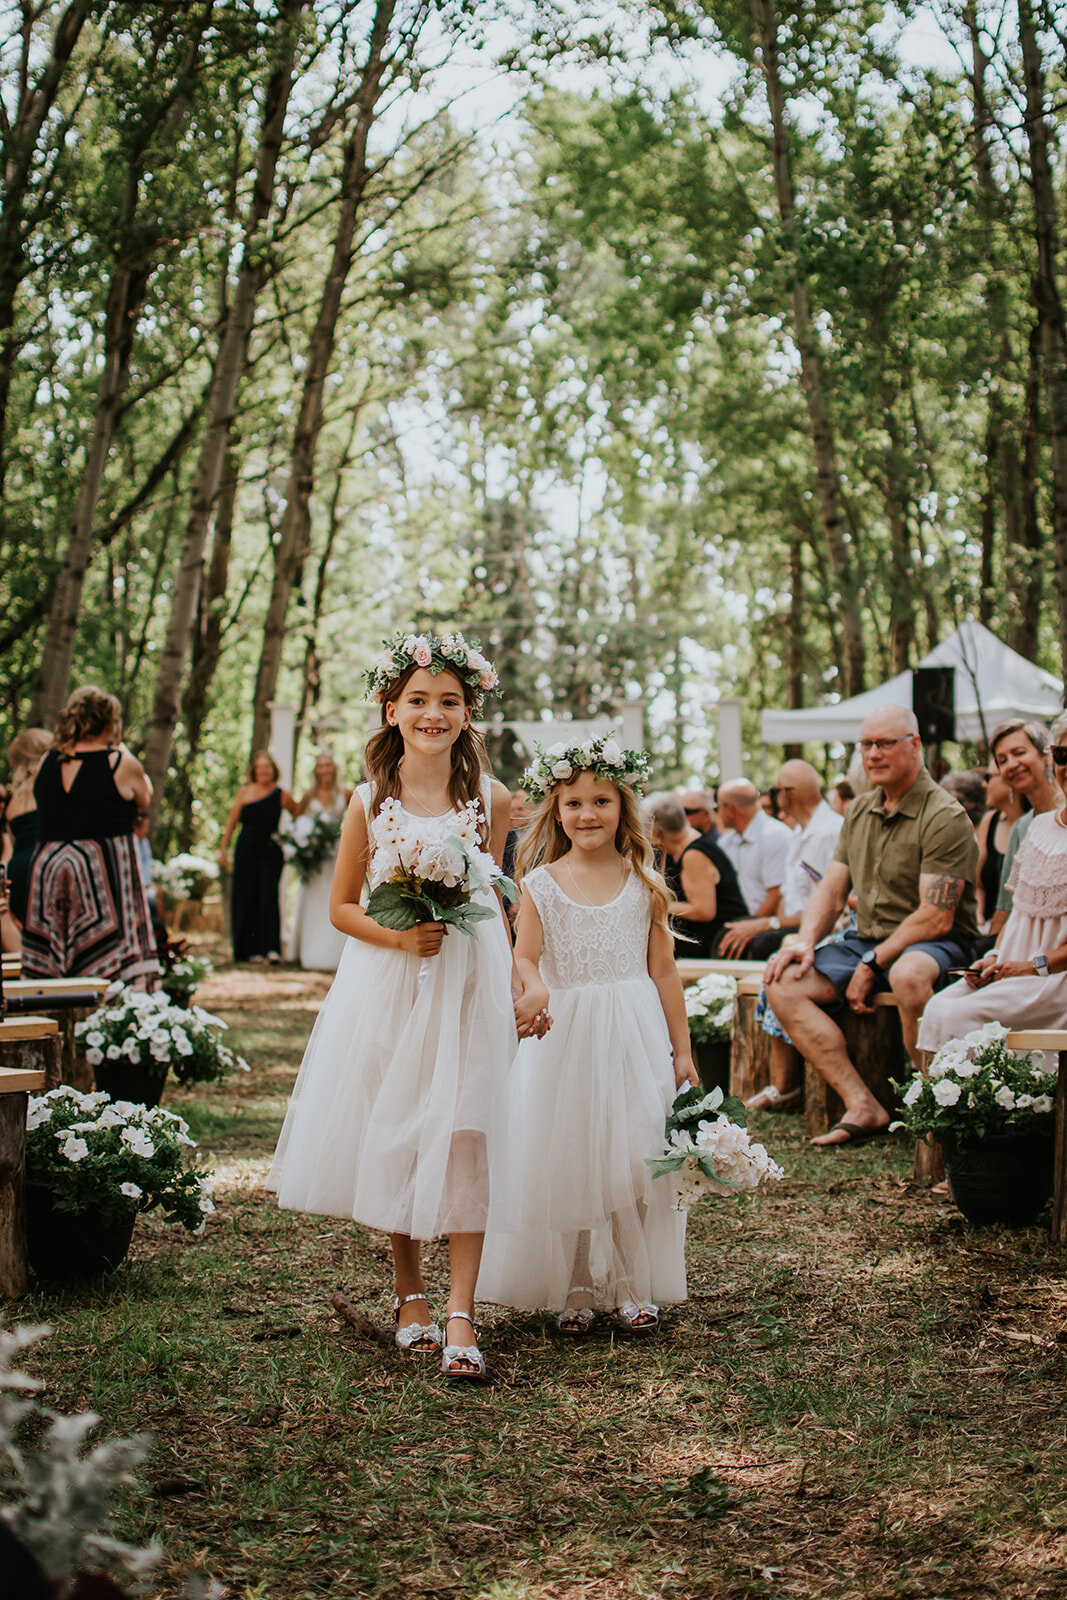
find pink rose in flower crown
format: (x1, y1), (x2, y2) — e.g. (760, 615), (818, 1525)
(412, 636), (433, 667)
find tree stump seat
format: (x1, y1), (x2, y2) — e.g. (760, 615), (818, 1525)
(803, 994), (909, 1138)
(0, 1017), (56, 1296)
(6, 977), (109, 1092)
(730, 975), (774, 1104)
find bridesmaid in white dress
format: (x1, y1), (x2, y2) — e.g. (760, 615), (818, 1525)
(293, 752), (350, 970)
(918, 714), (1067, 1051)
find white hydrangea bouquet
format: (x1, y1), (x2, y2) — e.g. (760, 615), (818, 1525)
(25, 1088), (215, 1232)
(646, 1086), (785, 1211)
(684, 972), (737, 1044)
(365, 797), (515, 937)
(76, 985), (250, 1088)
(891, 1022), (1057, 1141)
(153, 852), (219, 901)
(277, 809), (343, 883)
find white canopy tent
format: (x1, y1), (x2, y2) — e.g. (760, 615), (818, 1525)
(760, 621), (1063, 746)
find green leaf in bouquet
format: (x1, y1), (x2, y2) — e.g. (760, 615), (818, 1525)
(366, 883), (423, 930)
(645, 1152), (686, 1178)
(439, 902), (497, 935)
(718, 1094), (748, 1128)
(697, 1151), (740, 1187)
(494, 872), (517, 904)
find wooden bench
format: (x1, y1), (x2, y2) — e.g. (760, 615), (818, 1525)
(803, 993), (909, 1138)
(0, 1018), (56, 1296)
(676, 958), (766, 988)
(6, 977), (109, 1091)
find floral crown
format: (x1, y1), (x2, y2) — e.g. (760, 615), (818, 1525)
(364, 630), (499, 712)
(520, 731), (654, 797)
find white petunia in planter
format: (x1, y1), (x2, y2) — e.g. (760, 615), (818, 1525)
(76, 985), (249, 1107)
(683, 973), (737, 1093)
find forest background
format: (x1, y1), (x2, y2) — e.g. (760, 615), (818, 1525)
(2, 0), (1065, 850)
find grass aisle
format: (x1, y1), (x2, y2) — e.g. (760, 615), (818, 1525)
(16, 963), (1067, 1600)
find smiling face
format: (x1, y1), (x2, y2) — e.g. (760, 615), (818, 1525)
(993, 729), (1048, 796)
(384, 667), (470, 754)
(252, 755), (277, 786)
(315, 754), (338, 786)
(858, 707), (922, 794)
(555, 770), (623, 853)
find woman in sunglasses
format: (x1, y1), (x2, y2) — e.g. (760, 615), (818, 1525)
(916, 710), (1067, 1054)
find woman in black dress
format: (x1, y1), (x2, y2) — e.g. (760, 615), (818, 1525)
(219, 751), (297, 963)
(646, 791), (748, 957)
(21, 687), (159, 988)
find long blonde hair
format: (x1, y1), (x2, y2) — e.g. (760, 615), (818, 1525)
(516, 776), (671, 927)
(7, 727), (52, 790)
(363, 664), (490, 844)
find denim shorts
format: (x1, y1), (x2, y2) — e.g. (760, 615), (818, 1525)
(811, 931), (973, 1006)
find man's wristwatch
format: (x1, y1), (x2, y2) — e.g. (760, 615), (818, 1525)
(861, 950), (882, 974)
(768, 916), (780, 930)
(1032, 952), (1050, 977)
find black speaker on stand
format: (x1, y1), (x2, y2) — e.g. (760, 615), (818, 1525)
(913, 666), (955, 746)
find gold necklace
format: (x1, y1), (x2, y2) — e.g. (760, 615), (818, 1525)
(563, 857), (627, 907)
(399, 766), (449, 817)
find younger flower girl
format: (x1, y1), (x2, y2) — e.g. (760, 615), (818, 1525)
(478, 734), (697, 1333)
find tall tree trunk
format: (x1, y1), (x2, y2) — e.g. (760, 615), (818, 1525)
(251, 0), (396, 754)
(1018, 0), (1067, 675)
(1007, 327), (1044, 659)
(783, 525), (804, 758)
(0, 0), (96, 525)
(748, 0), (865, 695)
(27, 13), (214, 726)
(141, 0), (307, 830)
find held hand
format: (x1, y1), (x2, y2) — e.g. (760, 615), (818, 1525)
(764, 942), (812, 985)
(988, 960), (1038, 982)
(674, 1052), (699, 1090)
(845, 961), (877, 1015)
(515, 982), (552, 1039)
(398, 921), (446, 958)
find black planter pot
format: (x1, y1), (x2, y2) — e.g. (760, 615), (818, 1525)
(941, 1132), (1054, 1226)
(25, 1184), (137, 1279)
(93, 1058), (168, 1108)
(693, 1037), (732, 1095)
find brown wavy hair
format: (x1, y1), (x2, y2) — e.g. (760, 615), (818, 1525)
(54, 686), (122, 749)
(516, 777), (671, 928)
(247, 750), (281, 783)
(363, 664), (489, 844)
(7, 727), (52, 788)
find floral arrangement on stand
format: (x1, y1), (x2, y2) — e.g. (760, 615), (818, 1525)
(26, 1088), (215, 1232)
(891, 1022), (1056, 1141)
(159, 952), (214, 1007)
(277, 810), (344, 884)
(76, 986), (249, 1089)
(364, 797), (514, 938)
(153, 852), (219, 903)
(684, 973), (737, 1044)
(646, 1086), (785, 1210)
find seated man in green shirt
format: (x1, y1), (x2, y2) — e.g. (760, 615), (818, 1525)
(765, 705), (978, 1148)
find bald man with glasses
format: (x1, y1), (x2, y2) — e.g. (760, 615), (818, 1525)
(765, 704), (978, 1146)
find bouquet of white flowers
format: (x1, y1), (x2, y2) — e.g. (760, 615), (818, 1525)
(646, 1086), (785, 1211)
(76, 985), (250, 1088)
(153, 852), (219, 901)
(365, 797), (515, 937)
(26, 1088), (215, 1231)
(684, 972), (737, 1044)
(891, 1022), (1057, 1141)
(277, 810), (343, 883)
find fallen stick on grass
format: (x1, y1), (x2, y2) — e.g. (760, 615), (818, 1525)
(331, 1289), (393, 1347)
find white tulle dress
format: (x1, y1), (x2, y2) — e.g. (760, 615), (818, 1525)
(267, 778), (518, 1240)
(292, 795), (348, 970)
(918, 809), (1067, 1052)
(477, 866), (686, 1311)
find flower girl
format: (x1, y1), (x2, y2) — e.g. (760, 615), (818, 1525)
(478, 734), (698, 1334)
(268, 631), (529, 1380)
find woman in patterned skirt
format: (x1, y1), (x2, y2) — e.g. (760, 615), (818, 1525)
(21, 686), (160, 990)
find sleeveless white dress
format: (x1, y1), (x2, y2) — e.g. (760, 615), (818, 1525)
(292, 794), (348, 970)
(268, 778), (518, 1240)
(477, 866), (686, 1311)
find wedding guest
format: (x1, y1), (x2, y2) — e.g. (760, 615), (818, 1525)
(940, 770), (988, 829)
(292, 750), (349, 970)
(765, 705), (977, 1147)
(975, 763), (1028, 927)
(987, 719), (1058, 939)
(716, 779), (791, 920)
(219, 752), (298, 964)
(21, 686), (159, 988)
(646, 792), (747, 958)
(679, 789), (718, 840)
(2, 726), (50, 924)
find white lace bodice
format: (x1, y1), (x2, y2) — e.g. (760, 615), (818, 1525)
(1006, 810), (1067, 922)
(525, 865), (651, 989)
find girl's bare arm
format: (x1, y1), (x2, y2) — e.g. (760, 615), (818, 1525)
(329, 792), (444, 957)
(647, 920), (698, 1089)
(513, 885), (551, 1036)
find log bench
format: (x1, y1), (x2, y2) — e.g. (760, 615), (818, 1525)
(0, 1018), (56, 1296)
(803, 993), (909, 1139)
(5, 977), (109, 1091)
(676, 958), (766, 988)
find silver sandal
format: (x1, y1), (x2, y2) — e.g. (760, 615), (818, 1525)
(556, 1284), (596, 1336)
(613, 1300), (659, 1335)
(441, 1311), (486, 1381)
(393, 1293), (442, 1354)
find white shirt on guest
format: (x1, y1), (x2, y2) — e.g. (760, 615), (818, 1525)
(718, 808), (793, 914)
(782, 799), (842, 918)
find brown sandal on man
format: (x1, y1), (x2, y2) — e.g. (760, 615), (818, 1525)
(811, 1120), (891, 1148)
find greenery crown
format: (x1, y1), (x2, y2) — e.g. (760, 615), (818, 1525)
(520, 731), (654, 797)
(364, 629), (499, 712)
